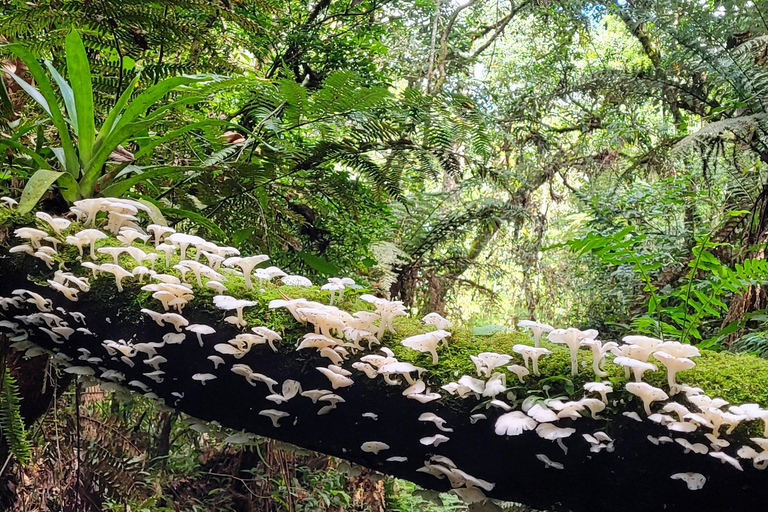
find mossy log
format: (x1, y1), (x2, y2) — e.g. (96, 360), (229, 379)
(2, 212), (768, 512)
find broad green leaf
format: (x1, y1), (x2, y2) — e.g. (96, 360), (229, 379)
(298, 251), (339, 276)
(135, 198), (168, 226)
(65, 30), (95, 164)
(57, 172), (80, 203)
(17, 169), (63, 214)
(4, 44), (79, 177)
(472, 325), (513, 336)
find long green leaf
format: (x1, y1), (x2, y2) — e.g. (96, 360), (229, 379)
(133, 120), (229, 159)
(113, 76), (202, 131)
(65, 30), (95, 164)
(99, 165), (205, 198)
(4, 44), (79, 177)
(2, 71), (50, 115)
(97, 74), (140, 143)
(17, 169), (64, 214)
(162, 207), (226, 241)
(45, 61), (78, 133)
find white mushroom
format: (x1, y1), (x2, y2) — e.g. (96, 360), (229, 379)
(625, 382), (668, 415)
(259, 409), (289, 427)
(361, 441), (390, 454)
(419, 434), (450, 447)
(512, 345), (551, 376)
(547, 327), (597, 376)
(317, 367), (354, 389)
(186, 324), (216, 347)
(418, 412), (453, 432)
(517, 320), (554, 347)
(192, 373), (217, 385)
(536, 454), (564, 470)
(422, 312), (452, 330)
(494, 411), (537, 436)
(670, 472), (706, 490)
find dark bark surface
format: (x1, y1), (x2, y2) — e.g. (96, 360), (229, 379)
(1, 254), (767, 512)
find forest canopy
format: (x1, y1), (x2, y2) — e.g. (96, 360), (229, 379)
(2, 0), (768, 510)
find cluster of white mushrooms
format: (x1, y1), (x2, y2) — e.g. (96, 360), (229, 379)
(2, 196), (768, 503)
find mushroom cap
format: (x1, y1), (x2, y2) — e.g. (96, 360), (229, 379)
(517, 320), (554, 332)
(710, 451), (743, 471)
(512, 344), (552, 357)
(614, 356), (657, 372)
(281, 275), (313, 286)
(584, 382), (613, 394)
(670, 472), (706, 491)
(378, 362), (424, 375)
(626, 382), (668, 404)
(259, 409), (289, 427)
(653, 351), (696, 371)
(213, 295), (258, 311)
(422, 312), (452, 329)
(419, 434), (450, 447)
(494, 411), (537, 436)
(186, 324), (216, 335)
(535, 423), (575, 440)
(360, 441), (390, 454)
(658, 341), (701, 359)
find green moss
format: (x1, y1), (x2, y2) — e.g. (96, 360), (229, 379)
(381, 317), (768, 409)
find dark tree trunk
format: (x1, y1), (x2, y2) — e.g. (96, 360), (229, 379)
(2, 252), (768, 512)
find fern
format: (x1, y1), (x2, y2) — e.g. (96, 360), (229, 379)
(0, 367), (32, 465)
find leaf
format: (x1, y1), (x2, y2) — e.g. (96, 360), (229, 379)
(17, 169), (64, 214)
(99, 165), (205, 198)
(162, 207), (226, 241)
(472, 325), (512, 336)
(133, 119), (239, 159)
(57, 172), (80, 203)
(65, 30), (95, 165)
(2, 70), (50, 115)
(0, 138), (52, 171)
(298, 252), (339, 276)
(45, 60), (77, 133)
(136, 198), (168, 226)
(98, 75), (140, 141)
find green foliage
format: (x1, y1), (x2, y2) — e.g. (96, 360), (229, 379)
(570, 221), (768, 346)
(0, 367), (31, 465)
(1, 29), (219, 209)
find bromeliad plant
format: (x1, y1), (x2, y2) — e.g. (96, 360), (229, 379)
(1, 30), (229, 213)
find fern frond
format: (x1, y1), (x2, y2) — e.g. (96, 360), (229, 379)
(0, 367), (32, 465)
